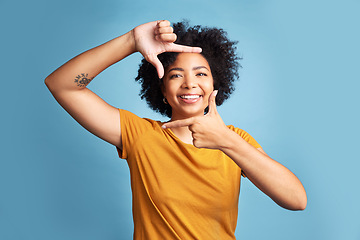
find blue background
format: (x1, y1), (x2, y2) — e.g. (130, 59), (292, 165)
(1, 0), (359, 239)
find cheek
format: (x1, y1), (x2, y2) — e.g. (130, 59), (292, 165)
(163, 83), (177, 98)
(203, 81), (214, 98)
(206, 78), (215, 91)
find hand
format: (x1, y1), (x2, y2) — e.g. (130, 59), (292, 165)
(162, 90), (231, 149)
(132, 20), (202, 78)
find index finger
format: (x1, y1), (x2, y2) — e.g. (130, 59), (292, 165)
(157, 20), (171, 27)
(168, 43), (202, 53)
(162, 118), (195, 129)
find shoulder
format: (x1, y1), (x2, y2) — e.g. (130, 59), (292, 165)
(118, 109), (164, 159)
(227, 125), (261, 149)
(119, 109), (163, 130)
(227, 125), (250, 137)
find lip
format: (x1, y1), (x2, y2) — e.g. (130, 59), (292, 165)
(178, 94), (202, 104)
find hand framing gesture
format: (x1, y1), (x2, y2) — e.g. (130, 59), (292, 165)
(162, 90), (231, 149)
(133, 20), (202, 78)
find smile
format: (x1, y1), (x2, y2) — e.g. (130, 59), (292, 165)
(179, 95), (201, 99)
(178, 94), (202, 104)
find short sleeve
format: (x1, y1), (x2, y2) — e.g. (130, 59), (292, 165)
(116, 109), (153, 159)
(227, 125), (261, 149)
(227, 125), (261, 177)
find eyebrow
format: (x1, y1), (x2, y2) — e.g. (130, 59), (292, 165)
(168, 66), (209, 73)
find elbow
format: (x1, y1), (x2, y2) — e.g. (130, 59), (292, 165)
(293, 198), (307, 211)
(44, 77), (51, 89)
(297, 193), (307, 211)
(44, 77), (56, 93)
(296, 185), (307, 211)
(281, 198), (307, 211)
(287, 179), (308, 211)
(277, 187), (307, 211)
(287, 190), (307, 211)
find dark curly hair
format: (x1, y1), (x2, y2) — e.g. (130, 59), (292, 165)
(135, 20), (240, 118)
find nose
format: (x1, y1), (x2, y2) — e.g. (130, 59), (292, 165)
(181, 75), (197, 89)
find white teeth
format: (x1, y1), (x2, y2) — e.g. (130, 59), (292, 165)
(180, 95), (200, 99)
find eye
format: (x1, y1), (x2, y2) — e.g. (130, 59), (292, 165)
(196, 72), (207, 77)
(170, 74), (182, 79)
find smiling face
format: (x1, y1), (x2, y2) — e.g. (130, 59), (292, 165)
(162, 53), (214, 120)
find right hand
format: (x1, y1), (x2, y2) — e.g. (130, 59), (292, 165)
(132, 20), (202, 78)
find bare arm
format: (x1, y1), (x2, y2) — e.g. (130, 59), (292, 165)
(45, 20), (202, 149)
(221, 135), (307, 211)
(45, 31), (135, 148)
(163, 91), (307, 210)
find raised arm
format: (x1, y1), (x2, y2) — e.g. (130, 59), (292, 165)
(45, 20), (201, 149)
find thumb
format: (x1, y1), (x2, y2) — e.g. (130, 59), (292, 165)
(207, 90), (218, 115)
(147, 54), (164, 79)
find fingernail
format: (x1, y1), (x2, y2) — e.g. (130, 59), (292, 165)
(214, 90), (218, 96)
(162, 125), (167, 129)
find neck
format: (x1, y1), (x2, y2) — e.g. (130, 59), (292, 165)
(169, 125), (193, 145)
(168, 113), (201, 145)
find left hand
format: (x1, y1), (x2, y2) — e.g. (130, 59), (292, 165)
(162, 90), (231, 149)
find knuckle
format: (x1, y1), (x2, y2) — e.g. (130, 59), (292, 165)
(159, 20), (170, 27)
(159, 26), (173, 34)
(159, 35), (168, 42)
(160, 33), (175, 42)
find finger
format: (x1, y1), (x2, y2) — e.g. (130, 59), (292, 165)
(162, 118), (195, 129)
(167, 43), (202, 53)
(207, 90), (218, 115)
(157, 20), (171, 28)
(147, 54), (164, 79)
(155, 26), (174, 35)
(155, 33), (177, 43)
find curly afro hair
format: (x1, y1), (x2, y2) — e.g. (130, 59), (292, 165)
(135, 20), (240, 118)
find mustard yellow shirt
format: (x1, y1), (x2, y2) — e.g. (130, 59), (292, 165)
(116, 109), (261, 240)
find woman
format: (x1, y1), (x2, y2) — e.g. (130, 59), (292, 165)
(45, 20), (307, 240)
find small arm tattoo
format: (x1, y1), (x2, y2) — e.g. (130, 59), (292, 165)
(74, 73), (93, 87)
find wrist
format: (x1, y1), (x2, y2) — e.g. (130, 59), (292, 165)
(105, 30), (137, 63)
(126, 30), (137, 54)
(218, 128), (239, 151)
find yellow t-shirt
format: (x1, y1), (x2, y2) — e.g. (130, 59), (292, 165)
(116, 109), (261, 240)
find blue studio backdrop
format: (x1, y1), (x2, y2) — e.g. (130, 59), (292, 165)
(1, 0), (359, 239)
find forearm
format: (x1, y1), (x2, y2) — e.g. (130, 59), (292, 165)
(45, 30), (136, 92)
(220, 130), (307, 210)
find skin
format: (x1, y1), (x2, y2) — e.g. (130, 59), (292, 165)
(44, 20), (200, 149)
(162, 53), (307, 210)
(163, 53), (214, 118)
(45, 20), (307, 211)
(163, 91), (307, 210)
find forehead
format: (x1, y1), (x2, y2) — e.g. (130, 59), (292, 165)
(170, 53), (210, 68)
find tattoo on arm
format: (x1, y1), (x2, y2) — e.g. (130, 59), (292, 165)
(74, 73), (94, 87)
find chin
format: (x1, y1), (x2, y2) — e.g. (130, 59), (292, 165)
(175, 109), (206, 119)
